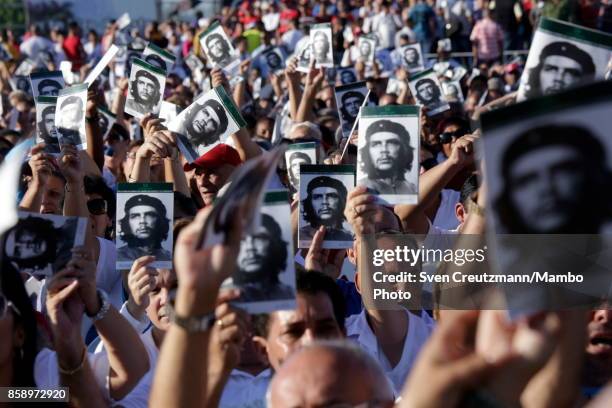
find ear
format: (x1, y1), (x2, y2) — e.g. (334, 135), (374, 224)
(455, 202), (467, 224)
(252, 335), (269, 358)
(354, 271), (362, 294)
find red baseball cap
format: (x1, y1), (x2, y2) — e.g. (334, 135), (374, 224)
(183, 144), (242, 171)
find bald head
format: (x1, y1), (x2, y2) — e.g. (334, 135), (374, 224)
(268, 341), (394, 408)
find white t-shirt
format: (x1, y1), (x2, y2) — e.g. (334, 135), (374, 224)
(345, 309), (435, 396)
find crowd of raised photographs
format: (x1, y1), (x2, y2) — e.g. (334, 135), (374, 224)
(0, 1), (611, 407)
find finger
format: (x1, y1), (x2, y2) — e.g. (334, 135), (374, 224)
(215, 288), (241, 307)
(353, 203), (379, 215)
(135, 272), (154, 288)
(347, 186), (368, 201)
(331, 249), (346, 267)
(348, 194), (376, 208)
(50, 279), (80, 303)
(132, 256), (156, 272)
(308, 226), (326, 256)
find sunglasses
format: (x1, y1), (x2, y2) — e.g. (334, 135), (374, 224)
(0, 293), (20, 319)
(439, 129), (466, 144)
(87, 198), (108, 216)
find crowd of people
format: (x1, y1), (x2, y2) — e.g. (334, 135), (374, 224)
(0, 0), (611, 407)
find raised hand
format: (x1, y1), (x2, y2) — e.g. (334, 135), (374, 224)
(126, 255), (159, 319)
(28, 143), (54, 185)
(58, 144), (83, 185)
(305, 226), (346, 279)
(343, 186), (379, 237)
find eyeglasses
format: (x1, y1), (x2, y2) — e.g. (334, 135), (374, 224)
(439, 129), (466, 144)
(87, 198), (108, 216)
(0, 293), (21, 319)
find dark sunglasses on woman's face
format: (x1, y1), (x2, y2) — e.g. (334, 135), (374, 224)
(0, 293), (21, 319)
(87, 198), (108, 216)
(439, 129), (467, 144)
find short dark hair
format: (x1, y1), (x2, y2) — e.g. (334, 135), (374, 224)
(84, 175), (116, 220)
(341, 91), (365, 106)
(37, 79), (62, 94)
(252, 270), (347, 337)
(459, 174), (479, 207)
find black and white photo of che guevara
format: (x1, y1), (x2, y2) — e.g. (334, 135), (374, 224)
(286, 150), (313, 189)
(204, 32), (235, 68)
(412, 76), (448, 115)
(125, 68), (163, 117)
(183, 98), (229, 148)
(263, 48), (284, 72)
(494, 125), (612, 234)
(37, 104), (60, 153)
(403, 45), (423, 71)
(311, 29), (333, 66)
(233, 213), (295, 302)
(339, 90), (365, 135)
(523, 41), (596, 99)
(56, 95), (85, 146)
(300, 175), (353, 243)
(358, 37), (375, 63)
(36, 78), (62, 97)
(358, 119), (417, 196)
(13, 75), (31, 94)
(3, 215), (81, 277)
(98, 112), (110, 138)
(338, 68), (357, 85)
(117, 194), (172, 262)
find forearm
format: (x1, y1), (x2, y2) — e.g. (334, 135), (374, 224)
(231, 128), (261, 162)
(19, 183), (43, 212)
(130, 156), (151, 182)
(164, 157), (191, 196)
(63, 179), (88, 217)
(85, 114), (105, 171)
(61, 360), (108, 408)
(205, 359), (233, 408)
(232, 78), (246, 108)
(395, 160), (461, 230)
(287, 78), (303, 120)
(296, 86), (317, 122)
(95, 307), (149, 400)
(150, 326), (211, 408)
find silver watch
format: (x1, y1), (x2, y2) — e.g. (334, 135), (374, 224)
(88, 289), (110, 322)
(168, 304), (216, 333)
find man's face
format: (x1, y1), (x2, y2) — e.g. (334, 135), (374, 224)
(208, 36), (226, 59)
(195, 164), (236, 206)
(368, 131), (401, 172)
(192, 105), (220, 139)
(127, 204), (159, 240)
(40, 175), (65, 215)
(539, 55), (584, 95)
(39, 84), (60, 96)
(290, 157), (309, 184)
(14, 230), (45, 259)
(59, 103), (81, 129)
(300, 45), (311, 63)
(343, 95), (363, 118)
(313, 34), (327, 57)
(146, 268), (176, 331)
(508, 145), (585, 232)
(587, 308), (612, 358)
(405, 48), (418, 64)
(311, 186), (341, 223)
(136, 75), (157, 103)
(340, 71), (355, 84)
(264, 292), (343, 370)
(42, 112), (58, 139)
(359, 41), (371, 57)
(266, 52), (281, 68)
(255, 120), (272, 140)
(237, 224), (272, 275)
(417, 81), (435, 102)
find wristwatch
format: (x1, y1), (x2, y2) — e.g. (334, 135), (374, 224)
(168, 304), (216, 333)
(87, 289), (110, 322)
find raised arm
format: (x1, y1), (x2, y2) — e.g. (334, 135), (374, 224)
(150, 207), (244, 408)
(284, 57), (303, 120)
(395, 134), (478, 234)
(85, 87), (105, 171)
(68, 247), (150, 400)
(296, 60), (325, 123)
(19, 143), (52, 212)
(130, 116), (172, 182)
